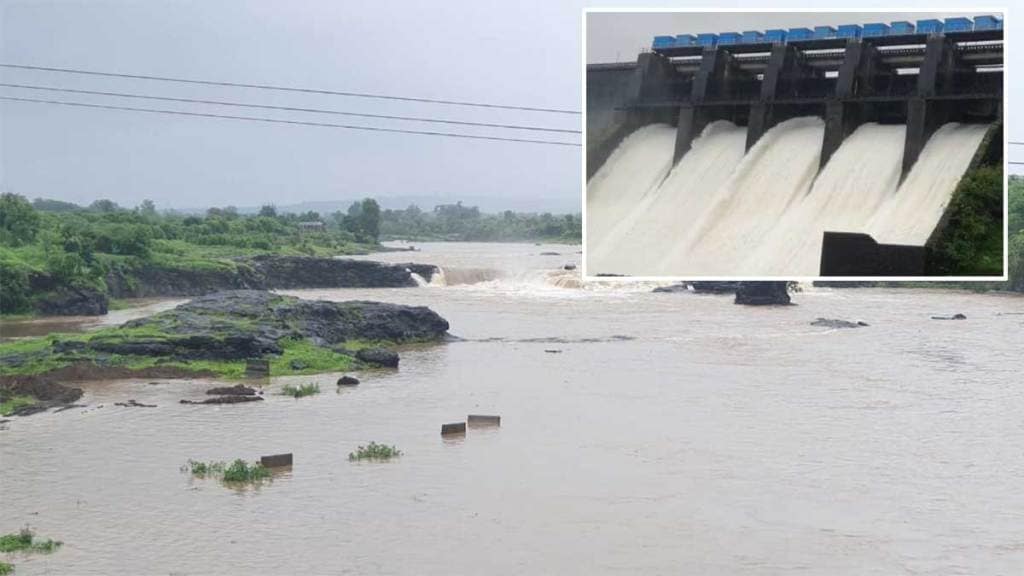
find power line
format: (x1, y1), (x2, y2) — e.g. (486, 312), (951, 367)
(0, 83), (580, 134)
(0, 63), (582, 115)
(0, 95), (581, 147)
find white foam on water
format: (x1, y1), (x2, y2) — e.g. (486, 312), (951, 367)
(867, 122), (989, 245)
(586, 123), (678, 252)
(741, 123), (906, 275)
(588, 120), (748, 275)
(660, 116), (825, 275)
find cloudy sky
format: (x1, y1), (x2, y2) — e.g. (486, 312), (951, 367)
(0, 2), (1016, 213)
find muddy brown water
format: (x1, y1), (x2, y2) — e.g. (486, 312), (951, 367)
(1, 243), (1023, 575)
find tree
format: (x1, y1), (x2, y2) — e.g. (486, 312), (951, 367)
(139, 199), (157, 217)
(258, 204), (277, 218)
(341, 199), (380, 242)
(89, 199), (121, 213)
(0, 193), (42, 246)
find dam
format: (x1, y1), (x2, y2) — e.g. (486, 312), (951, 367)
(586, 16), (1003, 277)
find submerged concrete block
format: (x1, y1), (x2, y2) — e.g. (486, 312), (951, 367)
(260, 453), (293, 468)
(441, 422), (466, 436)
(819, 232), (927, 276)
(467, 415), (501, 426)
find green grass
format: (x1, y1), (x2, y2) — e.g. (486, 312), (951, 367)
(348, 442), (402, 461)
(281, 383), (320, 398)
(0, 560), (12, 575)
(270, 338), (356, 376)
(184, 458), (271, 484)
(0, 527), (62, 554)
(0, 395), (37, 417)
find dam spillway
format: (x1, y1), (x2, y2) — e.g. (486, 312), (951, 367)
(585, 17), (1003, 277)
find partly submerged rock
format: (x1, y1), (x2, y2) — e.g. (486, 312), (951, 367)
(810, 318), (869, 328)
(115, 399), (157, 408)
(652, 283), (689, 293)
(931, 313), (967, 320)
(734, 282), (791, 306)
(355, 348), (399, 368)
(0, 376), (85, 417)
(180, 395), (264, 405)
(206, 384), (257, 396)
(337, 375), (360, 386)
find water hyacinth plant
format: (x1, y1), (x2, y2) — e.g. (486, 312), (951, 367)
(281, 383), (320, 398)
(348, 442), (402, 461)
(0, 526), (62, 554)
(183, 459), (270, 484)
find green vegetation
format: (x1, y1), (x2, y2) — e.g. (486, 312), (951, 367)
(380, 202), (581, 243)
(184, 458), (271, 484)
(927, 166), (1004, 275)
(281, 383), (320, 398)
(0, 527), (62, 554)
(0, 395), (36, 417)
(348, 442), (402, 461)
(0, 560), (12, 575)
(270, 338), (356, 376)
(0, 194), (382, 314)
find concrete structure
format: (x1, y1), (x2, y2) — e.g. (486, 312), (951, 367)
(587, 25), (1002, 179)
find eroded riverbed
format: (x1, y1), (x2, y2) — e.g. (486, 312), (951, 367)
(2, 242), (1023, 575)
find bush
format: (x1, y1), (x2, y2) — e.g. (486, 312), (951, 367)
(0, 193), (41, 246)
(184, 458), (271, 484)
(0, 257), (33, 314)
(348, 442), (402, 461)
(0, 526), (62, 554)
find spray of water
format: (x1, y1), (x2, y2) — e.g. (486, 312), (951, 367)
(587, 118), (989, 276)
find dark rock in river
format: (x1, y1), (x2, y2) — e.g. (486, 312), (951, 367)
(810, 318), (869, 328)
(206, 384), (257, 396)
(124, 290), (449, 351)
(34, 287), (109, 316)
(931, 313), (967, 320)
(539, 252), (560, 256)
(355, 347), (400, 368)
(563, 264), (577, 271)
(734, 282), (791, 306)
(337, 375), (360, 386)
(181, 395), (264, 405)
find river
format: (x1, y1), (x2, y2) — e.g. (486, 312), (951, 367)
(1, 242), (1023, 575)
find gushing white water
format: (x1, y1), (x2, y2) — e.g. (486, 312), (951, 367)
(742, 123), (906, 275)
(661, 116), (825, 275)
(586, 123), (678, 245)
(588, 121), (748, 275)
(867, 123), (989, 245)
(586, 118), (989, 277)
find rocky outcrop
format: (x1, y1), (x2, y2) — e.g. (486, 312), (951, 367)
(337, 375), (360, 386)
(0, 290), (450, 381)
(931, 313), (967, 320)
(105, 256), (440, 299)
(734, 282), (791, 306)
(34, 287), (109, 316)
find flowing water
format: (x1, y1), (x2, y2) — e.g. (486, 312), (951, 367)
(586, 119), (990, 277)
(2, 242), (1023, 575)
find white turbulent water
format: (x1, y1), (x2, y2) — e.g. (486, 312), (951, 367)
(589, 121), (748, 275)
(868, 123), (990, 245)
(586, 118), (989, 277)
(586, 124), (678, 245)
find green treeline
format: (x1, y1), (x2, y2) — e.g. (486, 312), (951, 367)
(0, 196), (384, 314)
(379, 202), (582, 243)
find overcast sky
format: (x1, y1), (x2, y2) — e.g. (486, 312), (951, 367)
(0, 2), (1016, 213)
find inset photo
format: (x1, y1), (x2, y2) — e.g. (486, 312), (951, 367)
(584, 10), (1005, 279)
